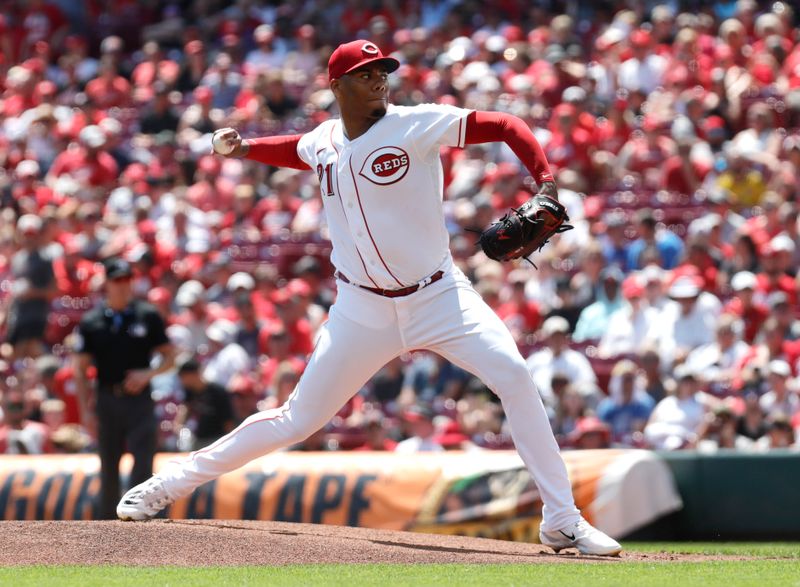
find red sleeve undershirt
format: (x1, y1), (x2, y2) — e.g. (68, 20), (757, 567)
(464, 111), (554, 184)
(242, 111), (553, 182)
(243, 135), (311, 170)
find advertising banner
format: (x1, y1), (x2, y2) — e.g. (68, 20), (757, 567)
(0, 449), (682, 539)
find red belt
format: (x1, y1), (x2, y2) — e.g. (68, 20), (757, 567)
(336, 270), (444, 298)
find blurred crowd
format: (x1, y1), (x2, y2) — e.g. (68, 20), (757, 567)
(2, 0), (800, 457)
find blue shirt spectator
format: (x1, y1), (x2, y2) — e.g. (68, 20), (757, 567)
(626, 209), (685, 270)
(573, 267), (625, 342)
(597, 360), (655, 442)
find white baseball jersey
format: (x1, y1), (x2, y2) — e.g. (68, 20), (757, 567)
(296, 103), (470, 290)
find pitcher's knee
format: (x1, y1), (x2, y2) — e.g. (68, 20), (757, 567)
(239, 408), (317, 447)
(486, 359), (537, 401)
(280, 412), (327, 446)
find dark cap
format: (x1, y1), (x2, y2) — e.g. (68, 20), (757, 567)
(177, 356), (201, 374)
(601, 266), (624, 283)
(767, 291), (789, 309)
(292, 255), (322, 276)
(103, 257), (133, 280)
(328, 40), (399, 81)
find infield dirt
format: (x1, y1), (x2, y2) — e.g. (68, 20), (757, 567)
(0, 520), (756, 566)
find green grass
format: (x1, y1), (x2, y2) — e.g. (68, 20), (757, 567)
(2, 544), (800, 587)
(2, 562), (800, 587)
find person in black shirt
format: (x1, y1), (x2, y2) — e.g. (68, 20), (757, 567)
(73, 258), (177, 519)
(138, 82), (180, 135)
(8, 215), (57, 359)
(175, 357), (235, 450)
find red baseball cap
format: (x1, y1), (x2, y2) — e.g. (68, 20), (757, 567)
(630, 29), (651, 48)
(328, 40), (399, 81)
(622, 275), (645, 300)
(148, 286), (172, 305)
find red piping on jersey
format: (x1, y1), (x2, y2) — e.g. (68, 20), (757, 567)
(465, 111), (554, 184)
(457, 117), (464, 148)
(347, 156), (404, 287)
(243, 135), (311, 170)
(329, 123), (379, 287)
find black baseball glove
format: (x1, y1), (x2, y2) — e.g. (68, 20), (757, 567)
(477, 192), (573, 264)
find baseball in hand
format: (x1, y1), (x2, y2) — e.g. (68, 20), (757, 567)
(212, 131), (236, 156)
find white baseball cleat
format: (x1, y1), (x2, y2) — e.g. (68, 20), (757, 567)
(117, 476), (173, 521)
(540, 518), (622, 556)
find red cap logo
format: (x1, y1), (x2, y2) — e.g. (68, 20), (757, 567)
(328, 39), (400, 81)
(361, 42), (379, 55)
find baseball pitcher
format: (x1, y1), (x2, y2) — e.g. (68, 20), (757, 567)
(118, 40), (621, 556)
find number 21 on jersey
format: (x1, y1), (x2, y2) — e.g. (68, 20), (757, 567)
(316, 163), (335, 197)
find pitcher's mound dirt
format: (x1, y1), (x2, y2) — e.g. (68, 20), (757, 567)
(0, 520), (729, 566)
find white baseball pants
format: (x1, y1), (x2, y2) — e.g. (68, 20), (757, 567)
(158, 266), (581, 531)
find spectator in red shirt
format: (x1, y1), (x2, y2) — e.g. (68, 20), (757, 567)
(536, 45), (582, 107)
(593, 96), (633, 155)
(673, 235), (719, 295)
(496, 270), (541, 342)
(742, 192), (786, 251)
(49, 360), (93, 426)
(292, 255), (334, 312)
(617, 115), (675, 190)
(353, 412), (398, 451)
(18, 0), (67, 60)
(85, 56), (132, 110)
(664, 29), (714, 91)
(736, 317), (800, 391)
(271, 287), (314, 357)
(661, 135), (710, 194)
(723, 271), (769, 344)
(484, 162), (528, 211)
(186, 154), (234, 213)
(53, 235), (97, 298)
(756, 240), (797, 307)
(249, 267), (280, 322)
(751, 13), (792, 62)
(46, 125), (119, 190)
(718, 18), (750, 67)
(1, 65), (37, 117)
(545, 103), (592, 178)
(147, 287), (172, 324)
(560, 85), (597, 140)
(131, 40), (180, 99)
(258, 326), (306, 385)
(11, 159), (54, 214)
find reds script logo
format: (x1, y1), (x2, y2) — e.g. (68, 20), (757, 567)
(358, 146), (410, 186)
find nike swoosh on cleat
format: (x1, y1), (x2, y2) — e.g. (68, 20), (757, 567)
(559, 530), (576, 541)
